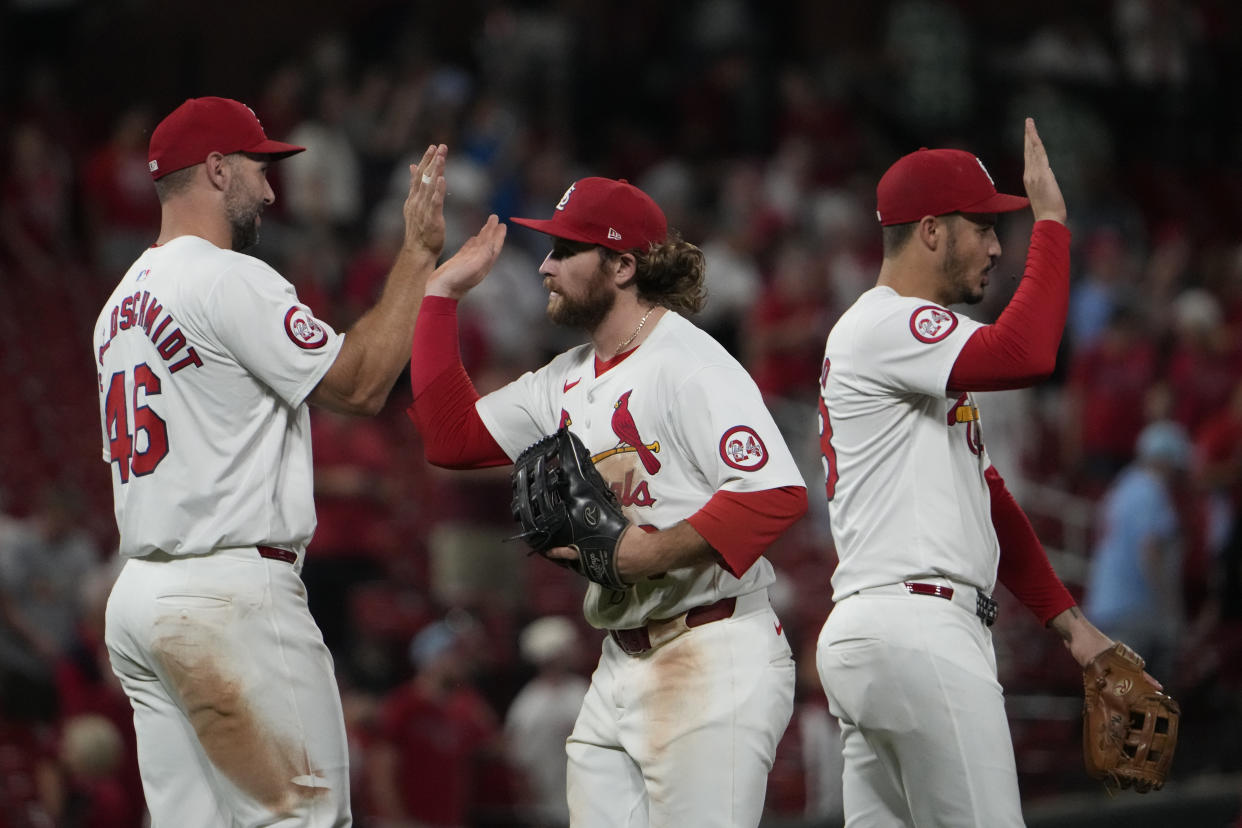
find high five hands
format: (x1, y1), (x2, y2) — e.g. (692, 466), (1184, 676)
(1022, 118), (1067, 225)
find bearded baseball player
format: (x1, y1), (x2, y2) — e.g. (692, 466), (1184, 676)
(814, 119), (1164, 825)
(406, 177), (808, 826)
(94, 96), (499, 826)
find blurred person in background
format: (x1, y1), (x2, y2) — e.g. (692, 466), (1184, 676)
(745, 235), (836, 503)
(1066, 226), (1132, 352)
(692, 162), (775, 358)
(765, 636), (843, 826)
(1180, 380), (1242, 701)
(54, 557), (144, 826)
(746, 236), (835, 407)
(1084, 420), (1192, 680)
(1061, 301), (1159, 497)
(47, 713), (134, 828)
(367, 615), (507, 828)
(1195, 379), (1242, 585)
(0, 483), (99, 723)
(0, 119), (76, 278)
(81, 105), (162, 276)
(283, 79), (365, 243)
(305, 406), (403, 674)
(1166, 288), (1242, 436)
(504, 616), (590, 828)
(433, 155), (547, 378)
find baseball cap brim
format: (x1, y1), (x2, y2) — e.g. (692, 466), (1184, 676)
(960, 192), (1030, 216)
(246, 139), (306, 160)
(509, 216), (595, 245)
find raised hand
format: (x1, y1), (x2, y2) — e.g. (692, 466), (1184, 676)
(1022, 118), (1067, 225)
(427, 215), (508, 299)
(403, 144), (448, 260)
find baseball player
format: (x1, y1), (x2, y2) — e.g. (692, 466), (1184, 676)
(406, 177), (808, 826)
(94, 96), (499, 827)
(815, 119), (1127, 826)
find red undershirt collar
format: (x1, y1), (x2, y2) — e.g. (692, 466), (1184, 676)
(594, 347), (638, 377)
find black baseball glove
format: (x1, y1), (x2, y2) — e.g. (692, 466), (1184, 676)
(509, 427), (631, 591)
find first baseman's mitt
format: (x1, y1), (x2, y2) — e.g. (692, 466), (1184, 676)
(509, 427), (630, 591)
(1082, 642), (1180, 792)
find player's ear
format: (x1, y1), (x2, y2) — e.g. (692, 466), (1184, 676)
(204, 151), (229, 191)
(611, 252), (638, 287)
(916, 215), (941, 251)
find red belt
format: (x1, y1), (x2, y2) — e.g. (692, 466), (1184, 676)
(904, 582), (955, 599)
(903, 581), (997, 626)
(609, 596), (737, 656)
(258, 545), (297, 564)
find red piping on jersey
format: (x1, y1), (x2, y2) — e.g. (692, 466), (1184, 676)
(948, 221), (1071, 392)
(406, 296), (508, 469)
(687, 486), (808, 577)
(987, 464), (1076, 625)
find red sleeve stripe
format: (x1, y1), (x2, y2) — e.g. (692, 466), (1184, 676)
(987, 464), (1076, 625)
(406, 296), (509, 469)
(949, 221), (1071, 392)
(686, 486), (808, 577)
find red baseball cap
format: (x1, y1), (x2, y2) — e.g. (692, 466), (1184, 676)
(147, 96), (305, 180)
(876, 148), (1029, 226)
(510, 177), (667, 252)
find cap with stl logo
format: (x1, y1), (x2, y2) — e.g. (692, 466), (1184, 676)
(875, 148), (1029, 226)
(510, 177), (667, 252)
(147, 96), (305, 180)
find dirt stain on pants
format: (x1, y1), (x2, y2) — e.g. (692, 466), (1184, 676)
(152, 614), (328, 815)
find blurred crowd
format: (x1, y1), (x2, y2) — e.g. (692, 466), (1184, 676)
(2, 0), (1241, 825)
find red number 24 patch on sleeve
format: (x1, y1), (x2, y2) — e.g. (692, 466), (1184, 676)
(719, 426), (769, 471)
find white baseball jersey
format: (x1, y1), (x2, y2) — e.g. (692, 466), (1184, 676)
(476, 311), (805, 630)
(819, 286), (997, 599)
(93, 236), (343, 558)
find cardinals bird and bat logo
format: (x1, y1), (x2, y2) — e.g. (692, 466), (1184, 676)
(584, 390), (661, 509)
(559, 387), (769, 509)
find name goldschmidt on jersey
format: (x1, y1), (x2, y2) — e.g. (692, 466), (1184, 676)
(97, 287), (204, 375)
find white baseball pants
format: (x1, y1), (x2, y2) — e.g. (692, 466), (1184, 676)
(105, 547), (351, 827)
(816, 583), (1025, 828)
(566, 589), (795, 828)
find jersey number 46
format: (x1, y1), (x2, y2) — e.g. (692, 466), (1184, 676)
(102, 363), (169, 483)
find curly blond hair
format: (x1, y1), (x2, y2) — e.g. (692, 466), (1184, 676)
(601, 229), (707, 315)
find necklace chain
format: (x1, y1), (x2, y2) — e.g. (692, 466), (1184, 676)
(614, 306), (655, 358)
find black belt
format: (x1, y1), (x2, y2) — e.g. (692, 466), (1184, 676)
(903, 581), (998, 626)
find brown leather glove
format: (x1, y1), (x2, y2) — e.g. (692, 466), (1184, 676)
(1082, 642), (1180, 792)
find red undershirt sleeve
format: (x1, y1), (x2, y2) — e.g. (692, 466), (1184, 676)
(948, 220), (1071, 392)
(685, 486), (808, 578)
(406, 296), (510, 469)
(987, 465), (1076, 625)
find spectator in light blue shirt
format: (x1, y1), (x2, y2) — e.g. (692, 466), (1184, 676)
(1084, 420), (1192, 679)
